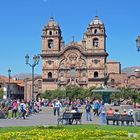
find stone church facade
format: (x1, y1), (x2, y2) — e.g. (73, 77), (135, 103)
(41, 16), (109, 92)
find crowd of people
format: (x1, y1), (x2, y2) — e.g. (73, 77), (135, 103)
(0, 99), (42, 119)
(85, 99), (134, 125)
(0, 97), (135, 126)
(44, 98), (135, 125)
(0, 98), (83, 120)
(51, 98), (106, 124)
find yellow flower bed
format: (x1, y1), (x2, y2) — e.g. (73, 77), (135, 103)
(0, 128), (138, 140)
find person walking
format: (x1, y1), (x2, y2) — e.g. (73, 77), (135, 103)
(100, 103), (106, 124)
(20, 100), (27, 119)
(93, 100), (100, 116)
(53, 99), (61, 116)
(85, 101), (92, 121)
(11, 100), (18, 119)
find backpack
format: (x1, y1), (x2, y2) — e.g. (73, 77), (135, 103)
(21, 105), (24, 112)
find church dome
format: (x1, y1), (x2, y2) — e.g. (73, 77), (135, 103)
(47, 17), (59, 27)
(89, 16), (104, 26)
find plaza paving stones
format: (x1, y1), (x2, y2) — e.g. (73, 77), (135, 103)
(0, 107), (101, 127)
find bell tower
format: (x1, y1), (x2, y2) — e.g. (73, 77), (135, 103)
(83, 16), (106, 52)
(42, 17), (63, 53)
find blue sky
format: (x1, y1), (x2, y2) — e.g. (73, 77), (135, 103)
(0, 0), (140, 76)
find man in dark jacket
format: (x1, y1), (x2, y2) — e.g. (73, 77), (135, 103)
(85, 101), (92, 121)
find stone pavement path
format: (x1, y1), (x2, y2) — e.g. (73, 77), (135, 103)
(0, 107), (102, 127)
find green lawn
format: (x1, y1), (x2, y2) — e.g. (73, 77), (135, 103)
(0, 124), (139, 132)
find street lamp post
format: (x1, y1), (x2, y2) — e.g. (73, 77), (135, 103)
(8, 68), (11, 100)
(134, 36), (140, 107)
(136, 36), (140, 52)
(104, 64), (108, 87)
(25, 54), (40, 111)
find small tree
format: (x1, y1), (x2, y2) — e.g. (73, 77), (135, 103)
(65, 85), (80, 100)
(131, 90), (140, 103)
(0, 88), (4, 99)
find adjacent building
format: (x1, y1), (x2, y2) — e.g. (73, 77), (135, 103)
(0, 75), (24, 99)
(24, 76), (42, 102)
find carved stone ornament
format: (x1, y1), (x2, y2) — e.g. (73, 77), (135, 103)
(68, 53), (78, 66)
(69, 53), (77, 61)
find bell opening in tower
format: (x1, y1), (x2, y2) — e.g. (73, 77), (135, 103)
(48, 39), (54, 48)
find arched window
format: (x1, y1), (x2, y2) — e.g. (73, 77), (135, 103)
(93, 38), (99, 47)
(48, 39), (54, 48)
(49, 31), (52, 35)
(111, 79), (115, 85)
(48, 72), (52, 79)
(94, 71), (98, 78)
(94, 29), (97, 34)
